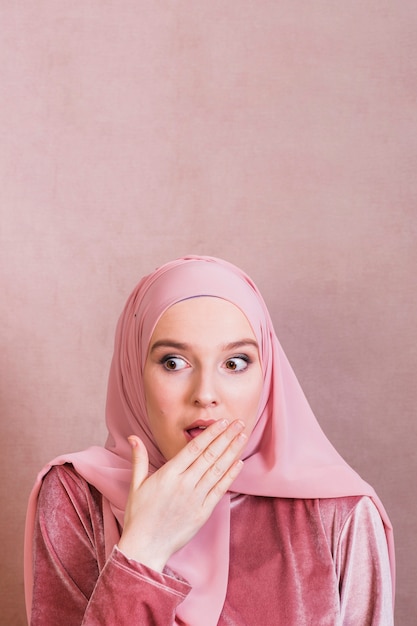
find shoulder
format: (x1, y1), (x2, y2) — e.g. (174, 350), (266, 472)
(36, 463), (106, 565)
(318, 495), (381, 527)
(316, 495), (385, 553)
(33, 464), (108, 607)
(263, 495), (382, 541)
(38, 463), (102, 521)
(317, 494), (366, 526)
(233, 494), (384, 541)
(40, 462), (94, 495)
(237, 493), (367, 519)
(41, 462), (87, 487)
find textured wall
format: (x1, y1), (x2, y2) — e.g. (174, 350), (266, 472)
(1, 3), (416, 624)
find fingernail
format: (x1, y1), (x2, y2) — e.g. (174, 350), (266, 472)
(236, 433), (247, 444)
(230, 459), (244, 478)
(231, 420), (245, 433)
(128, 436), (137, 448)
(219, 419), (229, 429)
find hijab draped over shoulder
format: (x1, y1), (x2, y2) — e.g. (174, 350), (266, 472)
(25, 256), (395, 625)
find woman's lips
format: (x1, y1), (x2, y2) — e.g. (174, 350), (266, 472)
(184, 420), (216, 441)
(186, 426), (207, 439)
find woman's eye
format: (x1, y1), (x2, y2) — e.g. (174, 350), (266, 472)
(162, 356), (187, 371)
(225, 356), (249, 372)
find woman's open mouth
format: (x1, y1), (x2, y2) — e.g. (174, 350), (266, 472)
(186, 426), (207, 439)
(185, 421), (215, 440)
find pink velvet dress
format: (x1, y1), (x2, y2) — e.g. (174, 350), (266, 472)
(30, 464), (393, 625)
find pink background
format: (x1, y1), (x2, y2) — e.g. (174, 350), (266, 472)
(1, 3), (416, 624)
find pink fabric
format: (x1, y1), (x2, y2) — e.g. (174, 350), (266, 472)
(30, 464), (393, 625)
(24, 255), (395, 625)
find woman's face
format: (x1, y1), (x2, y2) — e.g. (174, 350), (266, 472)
(143, 296), (263, 461)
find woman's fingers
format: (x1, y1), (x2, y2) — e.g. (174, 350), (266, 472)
(173, 419), (248, 499)
(119, 422), (247, 568)
(128, 435), (149, 492)
(174, 419), (245, 474)
(176, 419), (230, 470)
(201, 420), (245, 465)
(205, 457), (244, 504)
(128, 421), (246, 506)
(196, 428), (247, 494)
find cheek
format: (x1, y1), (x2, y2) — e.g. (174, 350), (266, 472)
(144, 374), (183, 419)
(232, 373), (263, 418)
(146, 388), (168, 418)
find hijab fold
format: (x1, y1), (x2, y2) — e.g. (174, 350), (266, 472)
(25, 256), (395, 625)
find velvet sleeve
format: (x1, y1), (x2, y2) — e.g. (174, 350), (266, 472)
(330, 496), (394, 625)
(30, 465), (190, 626)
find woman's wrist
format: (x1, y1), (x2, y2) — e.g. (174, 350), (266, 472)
(117, 535), (169, 573)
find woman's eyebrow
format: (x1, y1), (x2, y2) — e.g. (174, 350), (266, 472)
(149, 339), (259, 353)
(149, 340), (189, 353)
(222, 339), (259, 351)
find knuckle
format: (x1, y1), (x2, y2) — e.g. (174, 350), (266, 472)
(211, 463), (223, 477)
(229, 460), (243, 479)
(211, 482), (226, 498)
(203, 447), (217, 463)
(187, 438), (202, 456)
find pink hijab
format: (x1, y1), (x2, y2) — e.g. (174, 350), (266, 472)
(25, 255), (395, 625)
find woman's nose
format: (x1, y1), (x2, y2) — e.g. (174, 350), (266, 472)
(191, 371), (219, 408)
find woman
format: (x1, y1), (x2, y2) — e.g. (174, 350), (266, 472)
(25, 255), (395, 625)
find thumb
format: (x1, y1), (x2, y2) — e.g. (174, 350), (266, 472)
(128, 435), (149, 491)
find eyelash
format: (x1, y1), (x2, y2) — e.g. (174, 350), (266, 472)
(225, 354), (251, 372)
(159, 355), (188, 371)
(159, 354), (252, 372)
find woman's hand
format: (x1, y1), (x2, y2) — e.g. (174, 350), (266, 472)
(117, 419), (246, 571)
